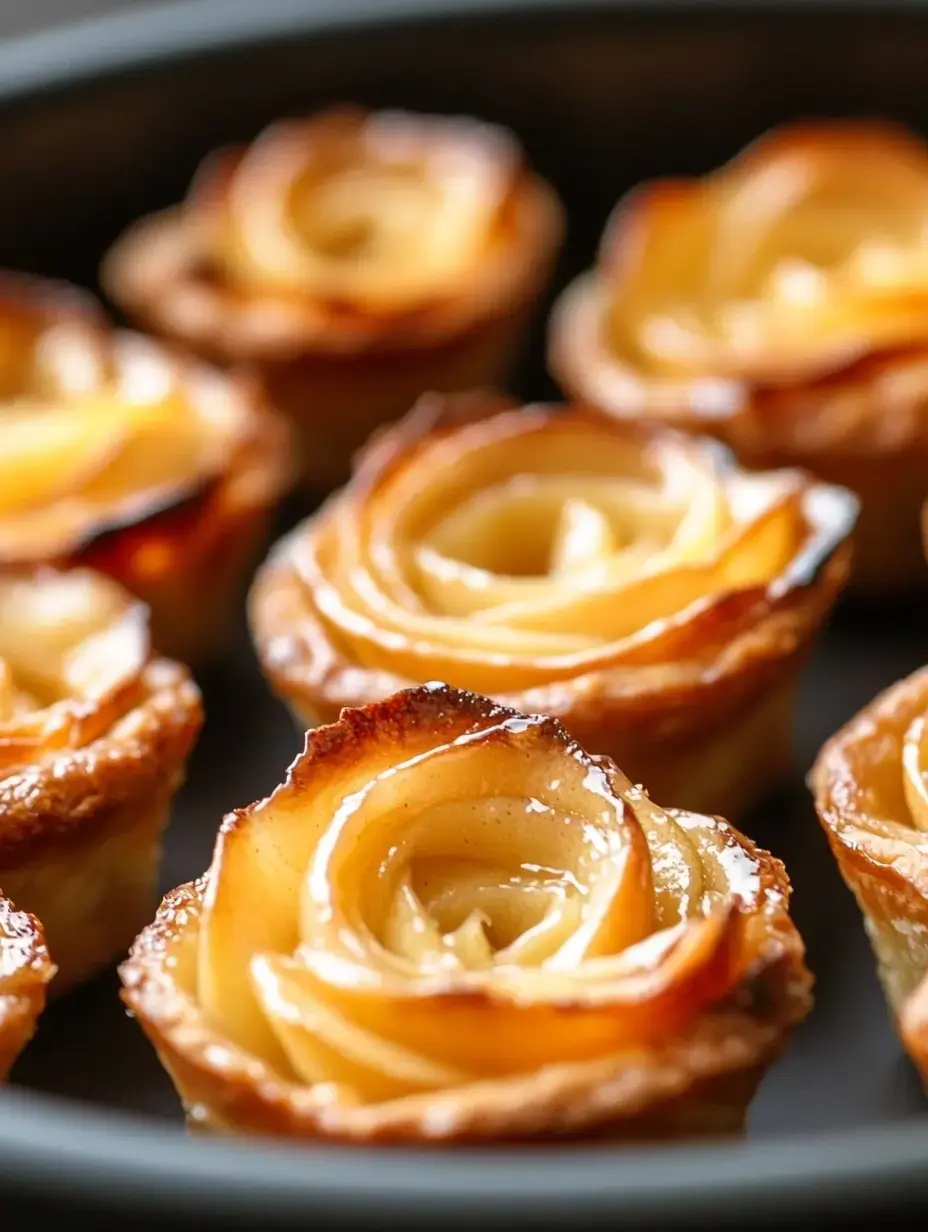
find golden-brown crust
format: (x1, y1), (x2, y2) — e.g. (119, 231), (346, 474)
(552, 276), (928, 460)
(0, 568), (203, 993)
(249, 391), (856, 819)
(101, 107), (564, 492)
(102, 107), (564, 362)
(0, 658), (200, 864)
(548, 119), (928, 594)
(0, 892), (54, 1078)
(0, 271), (293, 663)
(811, 666), (928, 1082)
(121, 683), (811, 1143)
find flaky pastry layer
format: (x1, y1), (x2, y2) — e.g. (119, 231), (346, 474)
(121, 683), (811, 1143)
(250, 391), (856, 819)
(0, 567), (202, 993)
(549, 120), (928, 593)
(100, 106), (563, 491)
(0, 892), (53, 1078)
(812, 666), (928, 1083)
(102, 106), (564, 361)
(0, 271), (292, 661)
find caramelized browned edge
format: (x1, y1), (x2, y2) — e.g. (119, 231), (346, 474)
(120, 683), (811, 1142)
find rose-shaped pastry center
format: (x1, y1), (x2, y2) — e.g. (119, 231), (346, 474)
(0, 314), (247, 559)
(197, 686), (768, 1106)
(604, 122), (928, 384)
(0, 569), (148, 768)
(295, 402), (842, 693)
(207, 108), (519, 309)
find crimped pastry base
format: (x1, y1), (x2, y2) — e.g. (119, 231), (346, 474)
(824, 851), (928, 1086)
(186, 1063), (766, 1141)
(284, 675), (796, 822)
(0, 979), (49, 1079)
(812, 666), (928, 1084)
(1, 795), (172, 996)
(121, 878), (807, 1144)
(567, 676), (798, 822)
(180, 1051), (771, 1143)
(258, 308), (534, 494)
(0, 894), (53, 1078)
(0, 660), (202, 995)
(858, 879), (928, 1016)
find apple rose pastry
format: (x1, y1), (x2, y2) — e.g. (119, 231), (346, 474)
(811, 667), (928, 1083)
(549, 118), (928, 594)
(120, 684), (811, 1142)
(0, 893), (53, 1078)
(0, 566), (202, 995)
(0, 272), (291, 665)
(101, 105), (564, 492)
(250, 393), (856, 821)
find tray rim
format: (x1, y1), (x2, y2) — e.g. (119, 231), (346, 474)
(0, 0), (925, 104)
(1, 0), (928, 1223)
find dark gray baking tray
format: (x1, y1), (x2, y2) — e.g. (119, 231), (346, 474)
(1, 1), (928, 1227)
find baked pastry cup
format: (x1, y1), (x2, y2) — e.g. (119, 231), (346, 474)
(249, 391), (857, 822)
(0, 892), (54, 1078)
(811, 667), (928, 1082)
(0, 566), (202, 995)
(549, 119), (928, 595)
(120, 683), (811, 1143)
(101, 105), (565, 493)
(0, 271), (292, 666)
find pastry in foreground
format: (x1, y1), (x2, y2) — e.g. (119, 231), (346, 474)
(120, 683), (811, 1143)
(0, 567), (202, 994)
(549, 118), (928, 594)
(101, 105), (565, 492)
(0, 272), (291, 665)
(811, 667), (928, 1082)
(0, 892), (53, 1078)
(249, 391), (857, 821)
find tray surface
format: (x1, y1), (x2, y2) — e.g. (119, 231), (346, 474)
(1, 1), (927, 1226)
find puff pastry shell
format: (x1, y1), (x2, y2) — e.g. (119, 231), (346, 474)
(101, 105), (564, 492)
(0, 272), (291, 664)
(812, 666), (928, 1082)
(250, 392), (856, 821)
(0, 566), (202, 994)
(120, 683), (811, 1143)
(0, 892), (53, 1077)
(550, 119), (928, 593)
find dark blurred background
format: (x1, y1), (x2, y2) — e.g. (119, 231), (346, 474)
(0, 1), (140, 38)
(1, 2), (927, 1229)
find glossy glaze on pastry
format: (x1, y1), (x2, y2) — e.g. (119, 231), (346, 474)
(0, 272), (291, 664)
(250, 392), (856, 821)
(0, 892), (53, 1078)
(812, 668), (928, 1082)
(101, 105), (564, 491)
(0, 567), (202, 994)
(121, 683), (811, 1142)
(549, 119), (928, 593)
